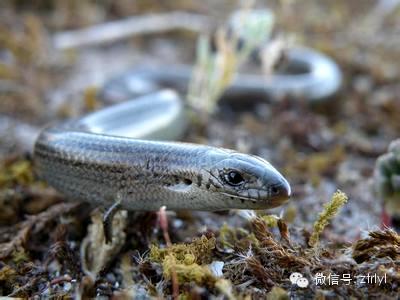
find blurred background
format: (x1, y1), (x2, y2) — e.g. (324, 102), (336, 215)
(1, 0), (399, 234)
(0, 0), (399, 298)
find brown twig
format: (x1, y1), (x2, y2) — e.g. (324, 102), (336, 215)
(0, 202), (80, 259)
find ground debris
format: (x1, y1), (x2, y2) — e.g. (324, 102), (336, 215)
(80, 210), (128, 280)
(149, 235), (217, 285)
(352, 229), (400, 263)
(0, 202), (79, 260)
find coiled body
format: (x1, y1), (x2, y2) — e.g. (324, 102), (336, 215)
(101, 47), (342, 103)
(33, 45), (342, 211)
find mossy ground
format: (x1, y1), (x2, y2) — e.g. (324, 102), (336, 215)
(1, 1), (400, 298)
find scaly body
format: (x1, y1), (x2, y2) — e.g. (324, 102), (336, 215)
(34, 126), (290, 211)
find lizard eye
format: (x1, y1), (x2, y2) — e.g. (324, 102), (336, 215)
(224, 170), (245, 186)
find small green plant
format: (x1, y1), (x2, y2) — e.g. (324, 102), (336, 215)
(187, 9), (274, 114)
(309, 190), (348, 247)
(374, 139), (400, 215)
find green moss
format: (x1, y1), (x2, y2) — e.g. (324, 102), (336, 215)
(0, 159), (34, 188)
(161, 254), (215, 285)
(12, 248), (30, 264)
(218, 222), (259, 252)
(0, 264), (17, 281)
(285, 146), (345, 186)
(149, 235), (217, 285)
(218, 223), (236, 250)
(267, 287), (289, 300)
(149, 235), (215, 265)
(309, 190), (348, 247)
(260, 215), (278, 227)
(215, 279), (235, 300)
